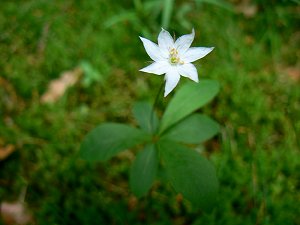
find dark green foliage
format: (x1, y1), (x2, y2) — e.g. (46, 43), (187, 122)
(163, 113), (220, 144)
(130, 144), (158, 197)
(133, 101), (159, 134)
(158, 140), (218, 209)
(160, 80), (220, 133)
(80, 123), (149, 161)
(80, 81), (220, 206)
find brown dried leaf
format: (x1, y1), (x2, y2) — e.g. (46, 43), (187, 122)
(0, 77), (24, 113)
(41, 67), (82, 103)
(277, 66), (300, 82)
(286, 67), (300, 82)
(235, 0), (257, 18)
(0, 202), (32, 225)
(0, 144), (15, 161)
(127, 196), (138, 210)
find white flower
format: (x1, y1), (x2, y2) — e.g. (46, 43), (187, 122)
(139, 28), (214, 97)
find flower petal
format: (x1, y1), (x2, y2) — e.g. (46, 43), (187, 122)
(182, 47), (214, 63)
(139, 36), (163, 61)
(140, 61), (169, 75)
(164, 68), (180, 97)
(158, 28), (174, 57)
(177, 63), (199, 82)
(174, 29), (195, 54)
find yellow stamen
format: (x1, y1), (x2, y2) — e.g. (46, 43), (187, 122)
(169, 48), (183, 65)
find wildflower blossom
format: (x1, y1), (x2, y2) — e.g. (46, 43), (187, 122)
(140, 29), (214, 96)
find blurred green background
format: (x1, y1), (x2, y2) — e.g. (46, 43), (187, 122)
(0, 0), (299, 224)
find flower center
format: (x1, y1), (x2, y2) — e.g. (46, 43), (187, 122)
(169, 48), (184, 65)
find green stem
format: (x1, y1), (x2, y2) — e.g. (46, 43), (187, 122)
(162, 0), (174, 29)
(150, 82), (164, 133)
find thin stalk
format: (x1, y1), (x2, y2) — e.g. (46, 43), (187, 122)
(162, 0), (174, 29)
(150, 82), (164, 133)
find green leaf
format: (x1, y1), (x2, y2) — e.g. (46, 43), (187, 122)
(133, 101), (159, 134)
(80, 123), (149, 162)
(163, 114), (220, 144)
(103, 11), (136, 28)
(161, 0), (174, 29)
(195, 0), (234, 12)
(158, 140), (218, 209)
(80, 61), (103, 87)
(160, 80), (219, 133)
(130, 144), (158, 197)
